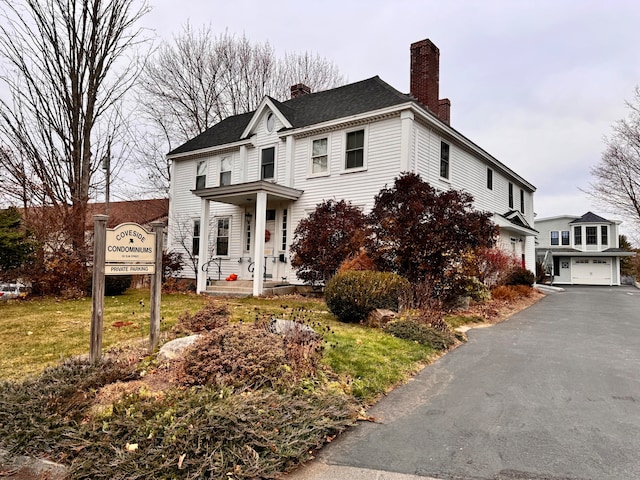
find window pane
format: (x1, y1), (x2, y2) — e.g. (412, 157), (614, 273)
(487, 168), (493, 190)
(192, 238), (200, 256)
(196, 175), (206, 189)
(550, 231), (559, 245)
(218, 218), (229, 236)
(440, 142), (449, 179)
(193, 219), (200, 237)
(574, 226), (582, 245)
(508, 183), (514, 209)
(221, 157), (231, 171)
(312, 138), (327, 156)
(561, 231), (570, 245)
(312, 156), (327, 173)
(216, 238), (228, 256)
(196, 161), (206, 176)
(261, 147), (275, 179)
(347, 130), (364, 150)
(601, 226), (608, 245)
(586, 226), (597, 245)
(220, 171), (231, 186)
(346, 150), (363, 169)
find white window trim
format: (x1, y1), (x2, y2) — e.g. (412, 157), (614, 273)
(219, 155), (232, 186)
(195, 160), (207, 189)
(214, 216), (232, 258)
(260, 145), (278, 181)
(341, 126), (368, 174)
(439, 140), (450, 181)
(307, 135), (330, 178)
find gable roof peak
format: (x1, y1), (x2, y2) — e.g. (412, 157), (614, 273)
(570, 211), (611, 224)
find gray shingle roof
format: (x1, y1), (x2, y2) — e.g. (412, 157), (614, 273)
(569, 211), (611, 224)
(169, 76), (412, 156)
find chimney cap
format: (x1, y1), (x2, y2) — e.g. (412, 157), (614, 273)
(290, 83), (311, 99)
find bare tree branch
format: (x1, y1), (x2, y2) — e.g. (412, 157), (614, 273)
(134, 24), (346, 194)
(588, 87), (640, 232)
(0, 0), (151, 256)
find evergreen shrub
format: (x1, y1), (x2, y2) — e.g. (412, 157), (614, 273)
(324, 271), (410, 323)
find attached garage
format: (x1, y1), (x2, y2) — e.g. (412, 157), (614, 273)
(571, 257), (612, 285)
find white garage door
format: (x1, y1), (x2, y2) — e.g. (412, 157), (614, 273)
(571, 258), (611, 285)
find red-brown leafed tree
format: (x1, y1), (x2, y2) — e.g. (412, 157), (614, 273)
(290, 199), (367, 285)
(366, 172), (498, 287)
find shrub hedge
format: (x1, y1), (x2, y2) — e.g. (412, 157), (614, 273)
(324, 271), (410, 323)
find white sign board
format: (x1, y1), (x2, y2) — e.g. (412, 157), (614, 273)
(105, 223), (156, 263)
(106, 264), (156, 275)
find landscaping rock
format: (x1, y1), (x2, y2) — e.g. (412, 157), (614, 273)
(268, 318), (317, 339)
(0, 448), (67, 480)
(366, 309), (397, 327)
(157, 334), (200, 362)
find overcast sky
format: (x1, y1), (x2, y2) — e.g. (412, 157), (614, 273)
(148, 0), (639, 230)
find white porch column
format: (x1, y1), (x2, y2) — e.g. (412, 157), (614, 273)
(196, 198), (210, 294)
(400, 110), (414, 172)
(524, 234), (535, 273)
(253, 191), (267, 296)
(239, 145), (248, 183)
(284, 136), (295, 187)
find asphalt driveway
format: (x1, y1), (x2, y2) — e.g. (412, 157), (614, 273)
(287, 286), (640, 480)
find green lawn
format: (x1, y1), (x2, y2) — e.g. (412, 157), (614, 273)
(0, 290), (207, 380)
(0, 291), (437, 402)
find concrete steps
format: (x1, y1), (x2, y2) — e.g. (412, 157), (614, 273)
(204, 280), (296, 297)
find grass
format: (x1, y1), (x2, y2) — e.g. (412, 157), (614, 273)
(0, 290), (207, 380)
(0, 288), (541, 479)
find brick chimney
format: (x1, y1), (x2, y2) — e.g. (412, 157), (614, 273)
(290, 83), (311, 99)
(410, 39), (451, 124)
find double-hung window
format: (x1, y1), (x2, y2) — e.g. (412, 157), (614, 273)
(311, 138), (328, 174)
(215, 218), (230, 256)
(261, 147), (275, 180)
(574, 226), (582, 245)
(196, 161), (207, 189)
(601, 226), (608, 246)
(586, 226), (597, 245)
(192, 219), (201, 257)
(550, 231), (559, 246)
(220, 157), (231, 186)
(345, 130), (364, 169)
(440, 141), (450, 179)
(561, 231), (570, 245)
(508, 183), (514, 209)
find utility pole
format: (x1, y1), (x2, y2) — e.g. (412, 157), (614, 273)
(103, 138), (111, 216)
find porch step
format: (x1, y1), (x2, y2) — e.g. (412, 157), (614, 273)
(204, 280), (296, 297)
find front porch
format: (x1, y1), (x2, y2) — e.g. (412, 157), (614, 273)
(204, 279), (297, 297)
(192, 180), (303, 296)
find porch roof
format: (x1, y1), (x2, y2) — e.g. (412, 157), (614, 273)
(191, 180), (303, 206)
(535, 247), (636, 257)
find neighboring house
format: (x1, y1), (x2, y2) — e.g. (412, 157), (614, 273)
(86, 198), (169, 230)
(535, 212), (634, 286)
(167, 38), (537, 295)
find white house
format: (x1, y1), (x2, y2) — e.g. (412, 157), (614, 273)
(167, 38), (537, 295)
(535, 212), (634, 286)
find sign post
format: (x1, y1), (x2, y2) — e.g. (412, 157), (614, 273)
(91, 219), (164, 360)
(90, 215), (108, 362)
(149, 222), (164, 352)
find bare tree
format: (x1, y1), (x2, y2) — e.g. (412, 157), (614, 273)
(0, 0), (151, 259)
(135, 24), (346, 194)
(589, 87), (640, 230)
